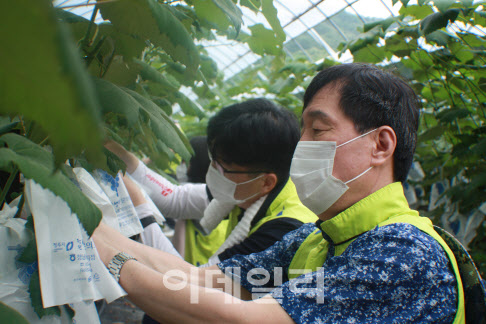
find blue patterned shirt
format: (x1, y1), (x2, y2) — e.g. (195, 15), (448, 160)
(218, 184), (458, 323)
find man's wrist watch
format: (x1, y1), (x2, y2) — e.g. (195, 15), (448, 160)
(107, 252), (137, 282)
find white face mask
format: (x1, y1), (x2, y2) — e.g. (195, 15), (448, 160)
(290, 129), (377, 215)
(205, 164), (263, 205)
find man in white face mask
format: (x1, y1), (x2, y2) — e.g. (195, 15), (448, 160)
(105, 98), (316, 271)
(94, 64), (471, 323)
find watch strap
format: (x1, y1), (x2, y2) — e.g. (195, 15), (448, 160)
(107, 252), (137, 282)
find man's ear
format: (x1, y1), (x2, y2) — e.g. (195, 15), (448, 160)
(261, 173), (278, 195)
(370, 126), (396, 167)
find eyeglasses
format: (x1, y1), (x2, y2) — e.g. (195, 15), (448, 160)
(212, 159), (267, 175)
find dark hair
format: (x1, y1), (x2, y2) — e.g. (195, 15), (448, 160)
(207, 98), (300, 185)
(303, 63), (420, 182)
(186, 136), (210, 183)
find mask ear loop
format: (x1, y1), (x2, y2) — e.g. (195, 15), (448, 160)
(337, 128), (378, 148)
(237, 173), (265, 185)
(344, 167), (373, 185)
(337, 128), (377, 185)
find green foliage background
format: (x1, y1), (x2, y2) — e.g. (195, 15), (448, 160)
(0, 0), (485, 319)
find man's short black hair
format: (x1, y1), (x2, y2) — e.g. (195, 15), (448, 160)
(187, 136), (210, 184)
(207, 98), (300, 184)
(303, 63), (420, 182)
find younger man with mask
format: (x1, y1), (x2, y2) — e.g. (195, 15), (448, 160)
(94, 63), (466, 323)
(106, 98), (316, 266)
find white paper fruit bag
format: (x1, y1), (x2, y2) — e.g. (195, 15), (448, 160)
(93, 170), (143, 237)
(72, 167), (121, 232)
(0, 203), (102, 323)
(24, 179), (126, 308)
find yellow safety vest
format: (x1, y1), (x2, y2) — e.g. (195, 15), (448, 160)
(288, 183), (465, 323)
(185, 178), (317, 266)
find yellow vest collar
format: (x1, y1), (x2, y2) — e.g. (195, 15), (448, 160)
(319, 182), (414, 245)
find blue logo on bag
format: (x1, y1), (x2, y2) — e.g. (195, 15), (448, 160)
(66, 241), (73, 251)
(98, 170), (120, 197)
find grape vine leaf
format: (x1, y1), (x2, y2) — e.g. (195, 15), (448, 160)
(124, 88), (194, 161)
(262, 0), (285, 44)
(136, 59), (181, 92)
(0, 121), (20, 136)
(95, 78), (193, 162)
(211, 0), (243, 33)
(0, 302), (29, 324)
(240, 0), (261, 12)
(0, 0), (104, 166)
(419, 9), (460, 35)
(98, 0), (200, 76)
(18, 238), (38, 264)
(103, 147), (128, 176)
(246, 24), (281, 55)
(18, 216), (37, 263)
(94, 78), (140, 126)
(0, 133), (102, 235)
(193, 0), (231, 32)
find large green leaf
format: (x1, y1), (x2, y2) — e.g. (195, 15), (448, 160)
(419, 9), (460, 35)
(95, 78), (140, 126)
(436, 108), (470, 123)
(434, 0), (456, 13)
(152, 97), (173, 115)
(425, 30), (452, 46)
(449, 41), (474, 63)
(0, 302), (29, 324)
(385, 37), (416, 57)
(353, 45), (389, 63)
(103, 147), (128, 176)
(472, 138), (486, 155)
(18, 237), (37, 264)
(124, 88), (193, 161)
(212, 0), (243, 33)
(459, 33), (486, 48)
(418, 125), (448, 142)
(0, 133), (102, 235)
(246, 24), (281, 55)
(399, 4), (434, 20)
(240, 0), (261, 12)
(0, 0), (104, 166)
(474, 11), (486, 27)
(0, 121), (20, 137)
(98, 0), (200, 75)
(102, 56), (142, 87)
(199, 54), (219, 82)
(341, 26), (383, 54)
(262, 0), (286, 43)
(193, 0), (231, 31)
(136, 59), (180, 92)
(98, 24), (147, 60)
